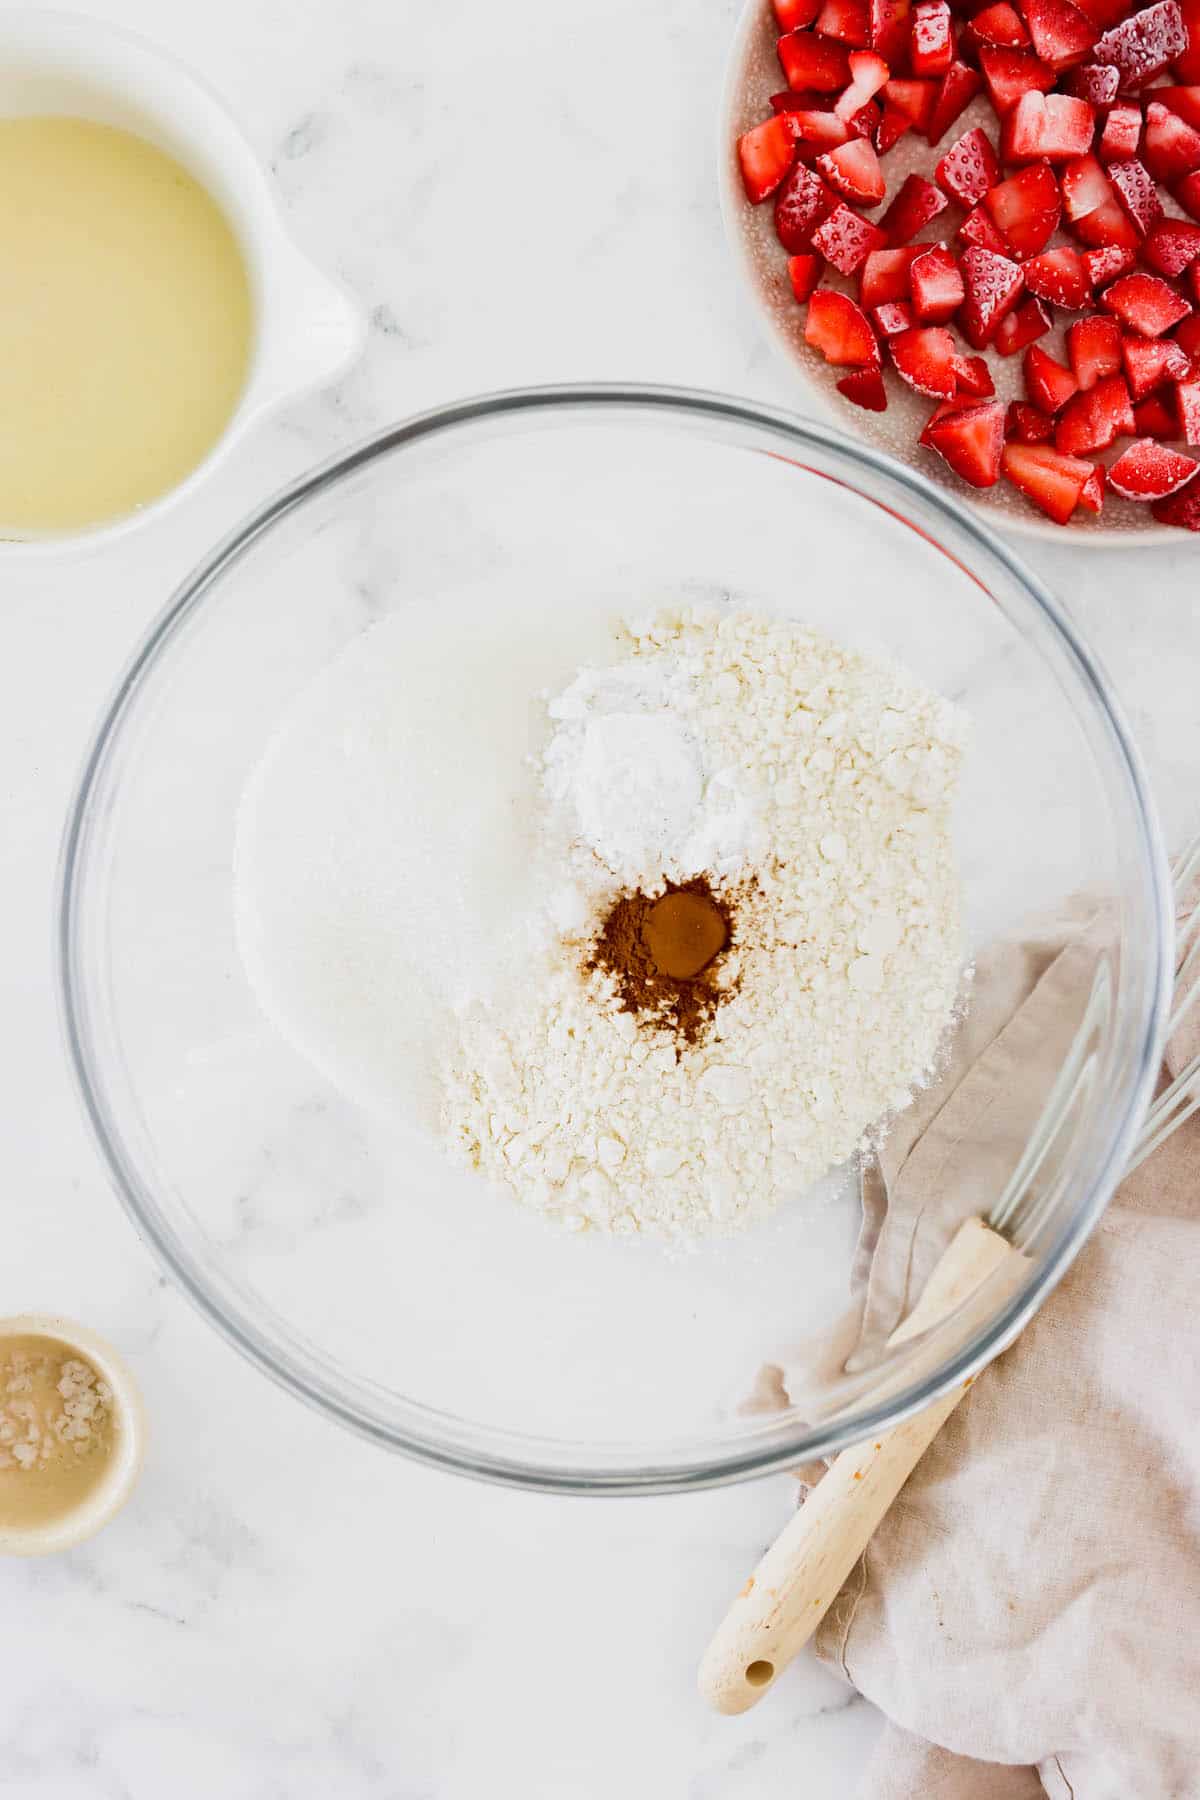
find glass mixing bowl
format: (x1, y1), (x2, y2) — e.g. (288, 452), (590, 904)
(58, 386), (1172, 1493)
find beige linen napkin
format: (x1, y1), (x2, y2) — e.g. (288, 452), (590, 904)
(787, 902), (1200, 1799)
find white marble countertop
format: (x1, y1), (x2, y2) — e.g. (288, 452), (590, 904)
(4, 1), (1199, 1795)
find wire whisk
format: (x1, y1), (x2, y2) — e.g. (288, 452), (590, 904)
(1127, 827), (1200, 1173)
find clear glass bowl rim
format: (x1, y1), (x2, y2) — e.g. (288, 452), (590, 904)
(56, 382), (1174, 1495)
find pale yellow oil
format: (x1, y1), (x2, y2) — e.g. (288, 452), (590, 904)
(0, 116), (254, 535)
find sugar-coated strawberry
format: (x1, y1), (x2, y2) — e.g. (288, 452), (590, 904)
(960, 244), (1027, 345)
(873, 298), (919, 332)
(805, 287), (882, 363)
(960, 203), (1014, 253)
(1067, 312), (1123, 384)
(1093, 0), (1187, 88)
(1098, 103), (1144, 161)
(1178, 169), (1200, 219)
(1023, 0), (1100, 67)
(778, 30), (855, 92)
(890, 324), (960, 393)
(775, 0), (822, 26)
(1108, 436), (1200, 494)
(818, 0), (872, 44)
(787, 108), (854, 149)
(1151, 477), (1200, 528)
(1120, 332), (1192, 395)
(860, 246), (922, 305)
(1025, 341), (1082, 409)
(738, 116), (798, 203)
(880, 172), (951, 240)
(1102, 270), (1193, 334)
(1079, 463), (1107, 510)
(787, 253), (824, 302)
(1002, 442), (1096, 519)
(1002, 90), (1097, 160)
(910, 242), (967, 319)
(775, 161), (836, 251)
(817, 136), (889, 202)
(813, 202), (891, 271)
(837, 363), (891, 407)
(1060, 152), (1116, 217)
(954, 352), (997, 392)
(1156, 86), (1200, 130)
(970, 1), (1031, 45)
(926, 61), (985, 141)
(876, 104), (916, 151)
(1178, 374), (1200, 441)
(1062, 61), (1122, 100)
(1024, 244), (1093, 306)
(994, 293), (1053, 351)
(1142, 100), (1200, 181)
(1055, 370), (1135, 449)
(979, 46), (1057, 112)
(1133, 391), (1180, 433)
(870, 0), (913, 66)
(1177, 310), (1200, 355)
(1176, 0), (1200, 79)
(922, 397), (1008, 482)
(1008, 399), (1058, 438)
(936, 126), (1001, 204)
(985, 161), (1062, 256)
(1082, 243), (1138, 283)
(884, 79), (939, 129)
(911, 0), (956, 74)
(1071, 192), (1143, 248)
(1106, 157), (1164, 233)
(836, 48), (893, 117)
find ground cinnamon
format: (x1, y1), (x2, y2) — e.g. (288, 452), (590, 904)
(586, 875), (737, 1047)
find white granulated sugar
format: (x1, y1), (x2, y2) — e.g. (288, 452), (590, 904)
(442, 605), (968, 1240)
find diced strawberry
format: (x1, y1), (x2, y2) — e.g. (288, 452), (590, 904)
(1142, 100), (1200, 181)
(1083, 243), (1138, 283)
(1106, 158), (1164, 234)
(1102, 270), (1193, 334)
(1190, 262), (1200, 302)
(836, 48), (893, 116)
(1023, 244), (1093, 306)
(960, 202), (1014, 253)
(979, 46), (1057, 113)
(1075, 196), (1144, 247)
(1008, 399), (1058, 438)
(1023, 0), (1099, 67)
(1074, 0), (1129, 25)
(837, 363), (891, 407)
(890, 323), (960, 393)
(1055, 370), (1134, 449)
(1002, 442), (1096, 519)
(1152, 477), (1200, 528)
(1178, 170), (1200, 219)
(880, 172), (951, 240)
(818, 0), (872, 43)
(774, 161), (837, 251)
(805, 287), (882, 363)
(877, 104), (916, 150)
(873, 298), (919, 331)
(954, 352), (997, 392)
(1062, 61), (1122, 101)
(970, 0), (1030, 44)
(911, 0), (956, 74)
(922, 397), (1008, 483)
(860, 246), (921, 305)
(994, 293), (1053, 351)
(786, 108), (855, 149)
(926, 61), (985, 141)
(787, 253), (824, 302)
(813, 202), (891, 270)
(1098, 103), (1144, 160)
(870, 0), (913, 67)
(985, 162), (1062, 256)
(1067, 311), (1123, 384)
(1026, 341), (1081, 409)
(1120, 332), (1193, 395)
(1156, 86), (1200, 130)
(1060, 151), (1115, 218)
(1175, 0), (1200, 79)
(1108, 436), (1200, 494)
(884, 78), (939, 128)
(1134, 391), (1180, 432)
(936, 126), (1002, 203)
(1093, 1), (1187, 89)
(844, 98), (885, 138)
(778, 30), (854, 91)
(1178, 373), (1200, 441)
(775, 0), (822, 26)
(1002, 90), (1097, 160)
(1177, 310), (1200, 354)
(1079, 463), (1107, 510)
(817, 136), (888, 202)
(738, 116), (798, 204)
(960, 244), (1027, 344)
(910, 242), (968, 318)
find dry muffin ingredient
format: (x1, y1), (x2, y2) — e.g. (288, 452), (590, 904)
(0, 1336), (114, 1530)
(587, 877), (735, 1045)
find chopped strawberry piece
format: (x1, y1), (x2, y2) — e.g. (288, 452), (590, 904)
(836, 48), (893, 117)
(818, 0), (873, 43)
(870, 0), (914, 66)
(786, 108), (855, 149)
(1008, 399), (1058, 438)
(813, 201), (891, 270)
(1024, 244), (1093, 306)
(960, 243), (1027, 344)
(1107, 157), (1164, 234)
(1120, 332), (1192, 395)
(1156, 86), (1200, 130)
(1152, 477), (1200, 527)
(1083, 243), (1138, 282)
(910, 242), (968, 318)
(884, 78), (939, 128)
(805, 287), (882, 363)
(979, 46), (1057, 113)
(738, 117), (798, 204)
(1176, 0), (1200, 79)
(778, 30), (855, 91)
(1075, 0), (1129, 27)
(1093, 1), (1187, 89)
(1142, 100), (1200, 181)
(787, 253), (824, 302)
(1102, 270), (1193, 334)
(837, 363), (891, 407)
(912, 0), (956, 74)
(994, 293), (1054, 351)
(1074, 195), (1144, 247)
(1023, 0), (1099, 67)
(1026, 341), (1082, 409)
(817, 136), (888, 202)
(1060, 152), (1116, 218)
(970, 1), (1031, 45)
(1079, 463), (1107, 510)
(775, 0), (822, 26)
(1108, 436), (1200, 494)
(1176, 310), (1200, 354)
(890, 323), (960, 393)
(880, 172), (951, 240)
(936, 127), (1001, 204)
(985, 161), (1062, 256)
(845, 98), (885, 138)
(860, 245), (922, 304)
(872, 298), (919, 331)
(774, 161), (837, 251)
(1002, 442), (1096, 519)
(1134, 390), (1180, 432)
(1178, 169), (1200, 219)
(1062, 61), (1122, 100)
(876, 104), (916, 151)
(926, 61), (985, 141)
(1098, 103), (1145, 161)
(1178, 373), (1200, 441)
(922, 397), (1008, 483)
(960, 202), (1014, 253)
(955, 352), (997, 392)
(1002, 90), (1097, 160)
(1067, 312), (1123, 384)
(1055, 370), (1135, 449)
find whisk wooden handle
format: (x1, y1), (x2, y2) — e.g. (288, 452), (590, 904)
(698, 1219), (1014, 1716)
